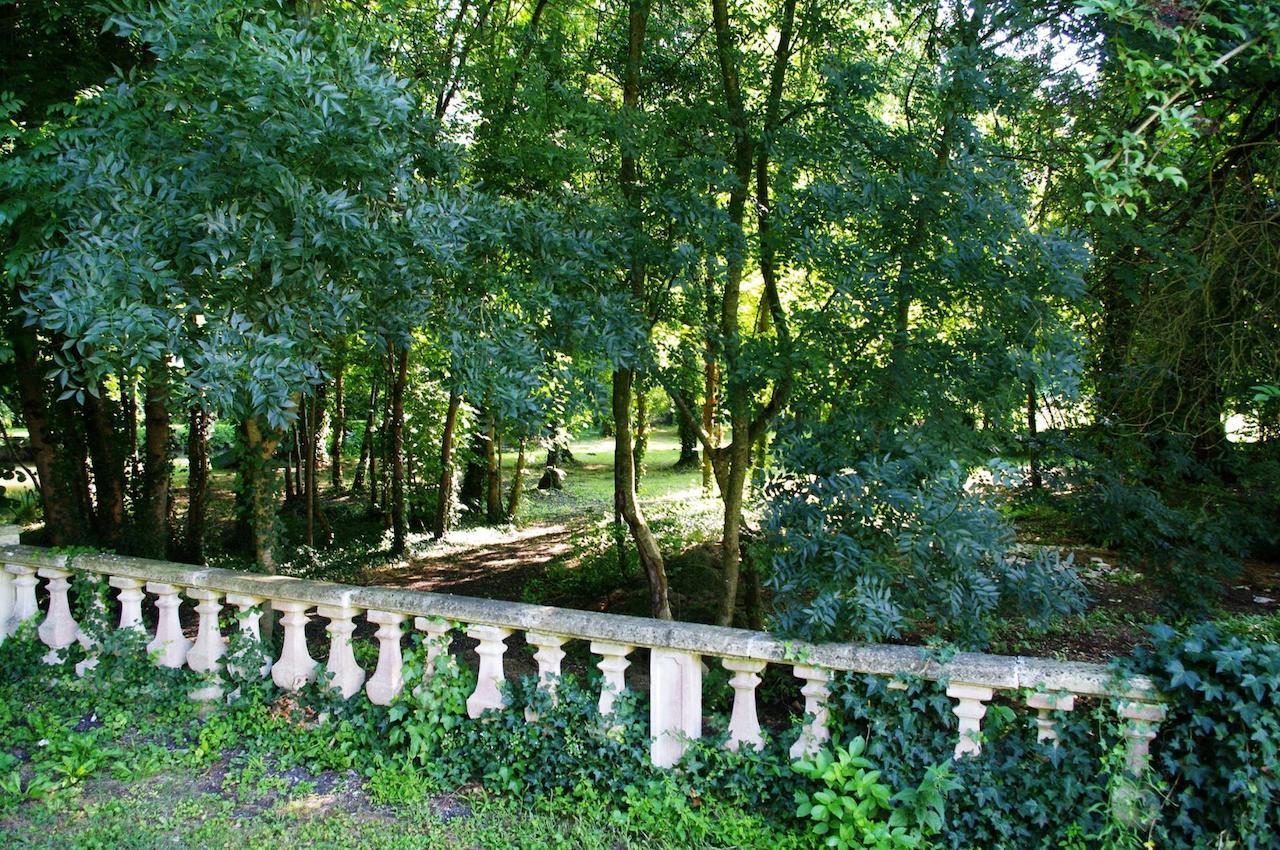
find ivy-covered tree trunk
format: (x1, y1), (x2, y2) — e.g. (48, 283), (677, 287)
(329, 352), (346, 488)
(242, 415), (281, 575)
(433, 386), (461, 539)
(183, 405), (210, 563)
(138, 373), (171, 559)
(390, 347), (409, 554)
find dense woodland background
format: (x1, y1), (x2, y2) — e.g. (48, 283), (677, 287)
(1, 0), (1277, 650)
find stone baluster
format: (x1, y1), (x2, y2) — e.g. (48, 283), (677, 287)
(111, 577), (146, 631)
(1112, 699), (1167, 824)
(1026, 692), (1075, 745)
(590, 641), (633, 716)
(466, 624), (511, 718)
(6, 564), (38, 637)
(186, 589), (225, 700)
(366, 611), (406, 706)
(413, 616), (452, 679)
(650, 649), (702, 768)
(226, 593), (272, 678)
(1117, 700), (1166, 777)
(74, 582), (109, 677)
(146, 582), (191, 668)
(318, 605), (365, 699)
(948, 682), (994, 758)
(723, 658), (767, 752)
(0, 566), (14, 646)
(790, 666), (833, 759)
(271, 600), (317, 691)
(525, 631), (568, 721)
(36, 567), (79, 664)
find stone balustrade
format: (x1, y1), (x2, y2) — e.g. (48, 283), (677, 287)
(0, 531), (1166, 819)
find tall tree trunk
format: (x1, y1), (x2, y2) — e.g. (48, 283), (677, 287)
(611, 0), (671, 620)
(485, 413), (503, 523)
(184, 405), (210, 563)
(123, 376), (140, 508)
(507, 437), (527, 520)
(283, 431), (295, 501)
(139, 373), (171, 559)
(11, 325), (79, 544)
(705, 0), (797, 626)
(330, 354), (346, 488)
(83, 382), (126, 550)
(1027, 380), (1042, 490)
(390, 347), (409, 554)
(434, 387), (461, 539)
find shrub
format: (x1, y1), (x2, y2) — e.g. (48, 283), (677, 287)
(1126, 623), (1280, 849)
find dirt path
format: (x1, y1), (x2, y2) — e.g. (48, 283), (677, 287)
(367, 523), (583, 600)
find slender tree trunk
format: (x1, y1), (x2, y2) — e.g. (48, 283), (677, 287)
(184, 405), (210, 563)
(330, 355), (346, 488)
(614, 369), (672, 619)
(283, 432), (295, 500)
(139, 373), (171, 559)
(434, 387), (461, 539)
(83, 382), (126, 550)
(379, 351), (394, 520)
(485, 413), (503, 523)
(1027, 380), (1042, 490)
(354, 376), (378, 492)
(507, 437), (527, 520)
(390, 347), (409, 554)
(123, 376), (140, 507)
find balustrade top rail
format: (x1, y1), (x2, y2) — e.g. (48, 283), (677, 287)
(0, 543), (1155, 701)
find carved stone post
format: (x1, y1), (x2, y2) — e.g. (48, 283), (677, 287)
(590, 641), (633, 716)
(74, 582), (109, 677)
(790, 666), (833, 759)
(947, 682), (994, 758)
(186, 589), (225, 701)
(1112, 699), (1167, 824)
(318, 605), (365, 699)
(226, 593), (271, 678)
(271, 600), (317, 691)
(1026, 692), (1075, 746)
(723, 658), (766, 752)
(366, 610), (406, 706)
(111, 576), (146, 631)
(466, 624), (511, 718)
(6, 564), (38, 636)
(413, 616), (452, 680)
(525, 631), (567, 721)
(146, 582), (191, 668)
(37, 567), (79, 664)
(650, 649), (702, 768)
